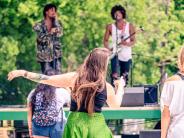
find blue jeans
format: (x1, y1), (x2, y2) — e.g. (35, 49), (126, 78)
(32, 121), (66, 138)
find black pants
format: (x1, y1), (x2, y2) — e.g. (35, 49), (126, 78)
(111, 55), (118, 75)
(119, 59), (132, 77)
(111, 56), (132, 85)
(119, 59), (132, 84)
(40, 58), (61, 74)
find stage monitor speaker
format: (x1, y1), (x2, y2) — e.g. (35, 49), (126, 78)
(139, 130), (161, 138)
(121, 87), (144, 107)
(144, 85), (158, 105)
(14, 120), (28, 128)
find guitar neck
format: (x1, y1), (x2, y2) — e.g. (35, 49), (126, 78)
(123, 32), (136, 41)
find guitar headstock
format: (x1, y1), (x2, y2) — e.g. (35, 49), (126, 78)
(139, 26), (144, 32)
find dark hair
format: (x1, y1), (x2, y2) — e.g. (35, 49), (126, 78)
(31, 69), (57, 107)
(43, 3), (57, 17)
(111, 5), (126, 20)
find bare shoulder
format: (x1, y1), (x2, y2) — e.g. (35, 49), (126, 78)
(129, 23), (134, 27)
(129, 23), (135, 30)
(165, 75), (182, 82)
(106, 24), (112, 30)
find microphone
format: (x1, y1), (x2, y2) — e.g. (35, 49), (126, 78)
(115, 15), (118, 20)
(51, 17), (57, 28)
(51, 17), (58, 34)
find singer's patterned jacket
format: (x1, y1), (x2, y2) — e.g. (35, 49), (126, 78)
(33, 20), (63, 62)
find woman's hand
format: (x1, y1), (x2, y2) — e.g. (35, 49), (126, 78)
(114, 76), (125, 94)
(7, 70), (26, 81)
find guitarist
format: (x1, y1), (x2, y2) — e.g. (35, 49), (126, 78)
(103, 5), (136, 85)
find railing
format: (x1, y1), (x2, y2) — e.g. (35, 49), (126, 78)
(0, 106), (161, 120)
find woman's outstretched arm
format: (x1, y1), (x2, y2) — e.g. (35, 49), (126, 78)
(106, 77), (125, 108)
(8, 70), (77, 88)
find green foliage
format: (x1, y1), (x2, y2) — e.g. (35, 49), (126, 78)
(0, 0), (183, 104)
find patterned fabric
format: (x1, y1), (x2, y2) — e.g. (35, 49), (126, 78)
(63, 112), (113, 138)
(33, 20), (63, 62)
(32, 92), (62, 126)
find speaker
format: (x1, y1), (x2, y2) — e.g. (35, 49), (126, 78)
(144, 85), (158, 105)
(139, 130), (161, 138)
(15, 129), (29, 138)
(121, 87), (144, 107)
(121, 134), (139, 138)
(14, 120), (28, 128)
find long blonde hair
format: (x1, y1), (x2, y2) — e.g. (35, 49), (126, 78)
(72, 48), (110, 115)
(178, 47), (184, 73)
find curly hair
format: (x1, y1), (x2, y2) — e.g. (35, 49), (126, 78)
(111, 5), (126, 20)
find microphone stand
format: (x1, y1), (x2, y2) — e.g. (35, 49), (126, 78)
(51, 18), (56, 70)
(114, 20), (119, 80)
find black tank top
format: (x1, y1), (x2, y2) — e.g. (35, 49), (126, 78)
(70, 88), (107, 113)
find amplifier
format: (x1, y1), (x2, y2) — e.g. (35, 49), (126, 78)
(121, 87), (144, 107)
(121, 85), (158, 107)
(144, 85), (158, 105)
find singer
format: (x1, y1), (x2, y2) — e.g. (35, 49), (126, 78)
(33, 3), (63, 74)
(103, 5), (136, 85)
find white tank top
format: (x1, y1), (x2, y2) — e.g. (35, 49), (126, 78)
(111, 22), (132, 61)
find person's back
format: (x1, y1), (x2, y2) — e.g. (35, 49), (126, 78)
(70, 88), (107, 113)
(27, 87), (70, 138)
(161, 74), (184, 137)
(63, 48), (114, 138)
(27, 69), (70, 138)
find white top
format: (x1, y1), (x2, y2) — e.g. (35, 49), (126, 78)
(27, 88), (70, 122)
(111, 22), (132, 61)
(161, 80), (184, 138)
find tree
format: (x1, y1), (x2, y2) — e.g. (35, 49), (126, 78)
(0, 0), (183, 104)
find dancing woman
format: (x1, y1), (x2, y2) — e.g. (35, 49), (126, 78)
(8, 48), (124, 138)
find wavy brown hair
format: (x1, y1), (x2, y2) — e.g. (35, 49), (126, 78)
(178, 46), (184, 73)
(72, 48), (110, 115)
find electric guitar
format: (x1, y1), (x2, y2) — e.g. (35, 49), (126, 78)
(109, 27), (144, 59)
